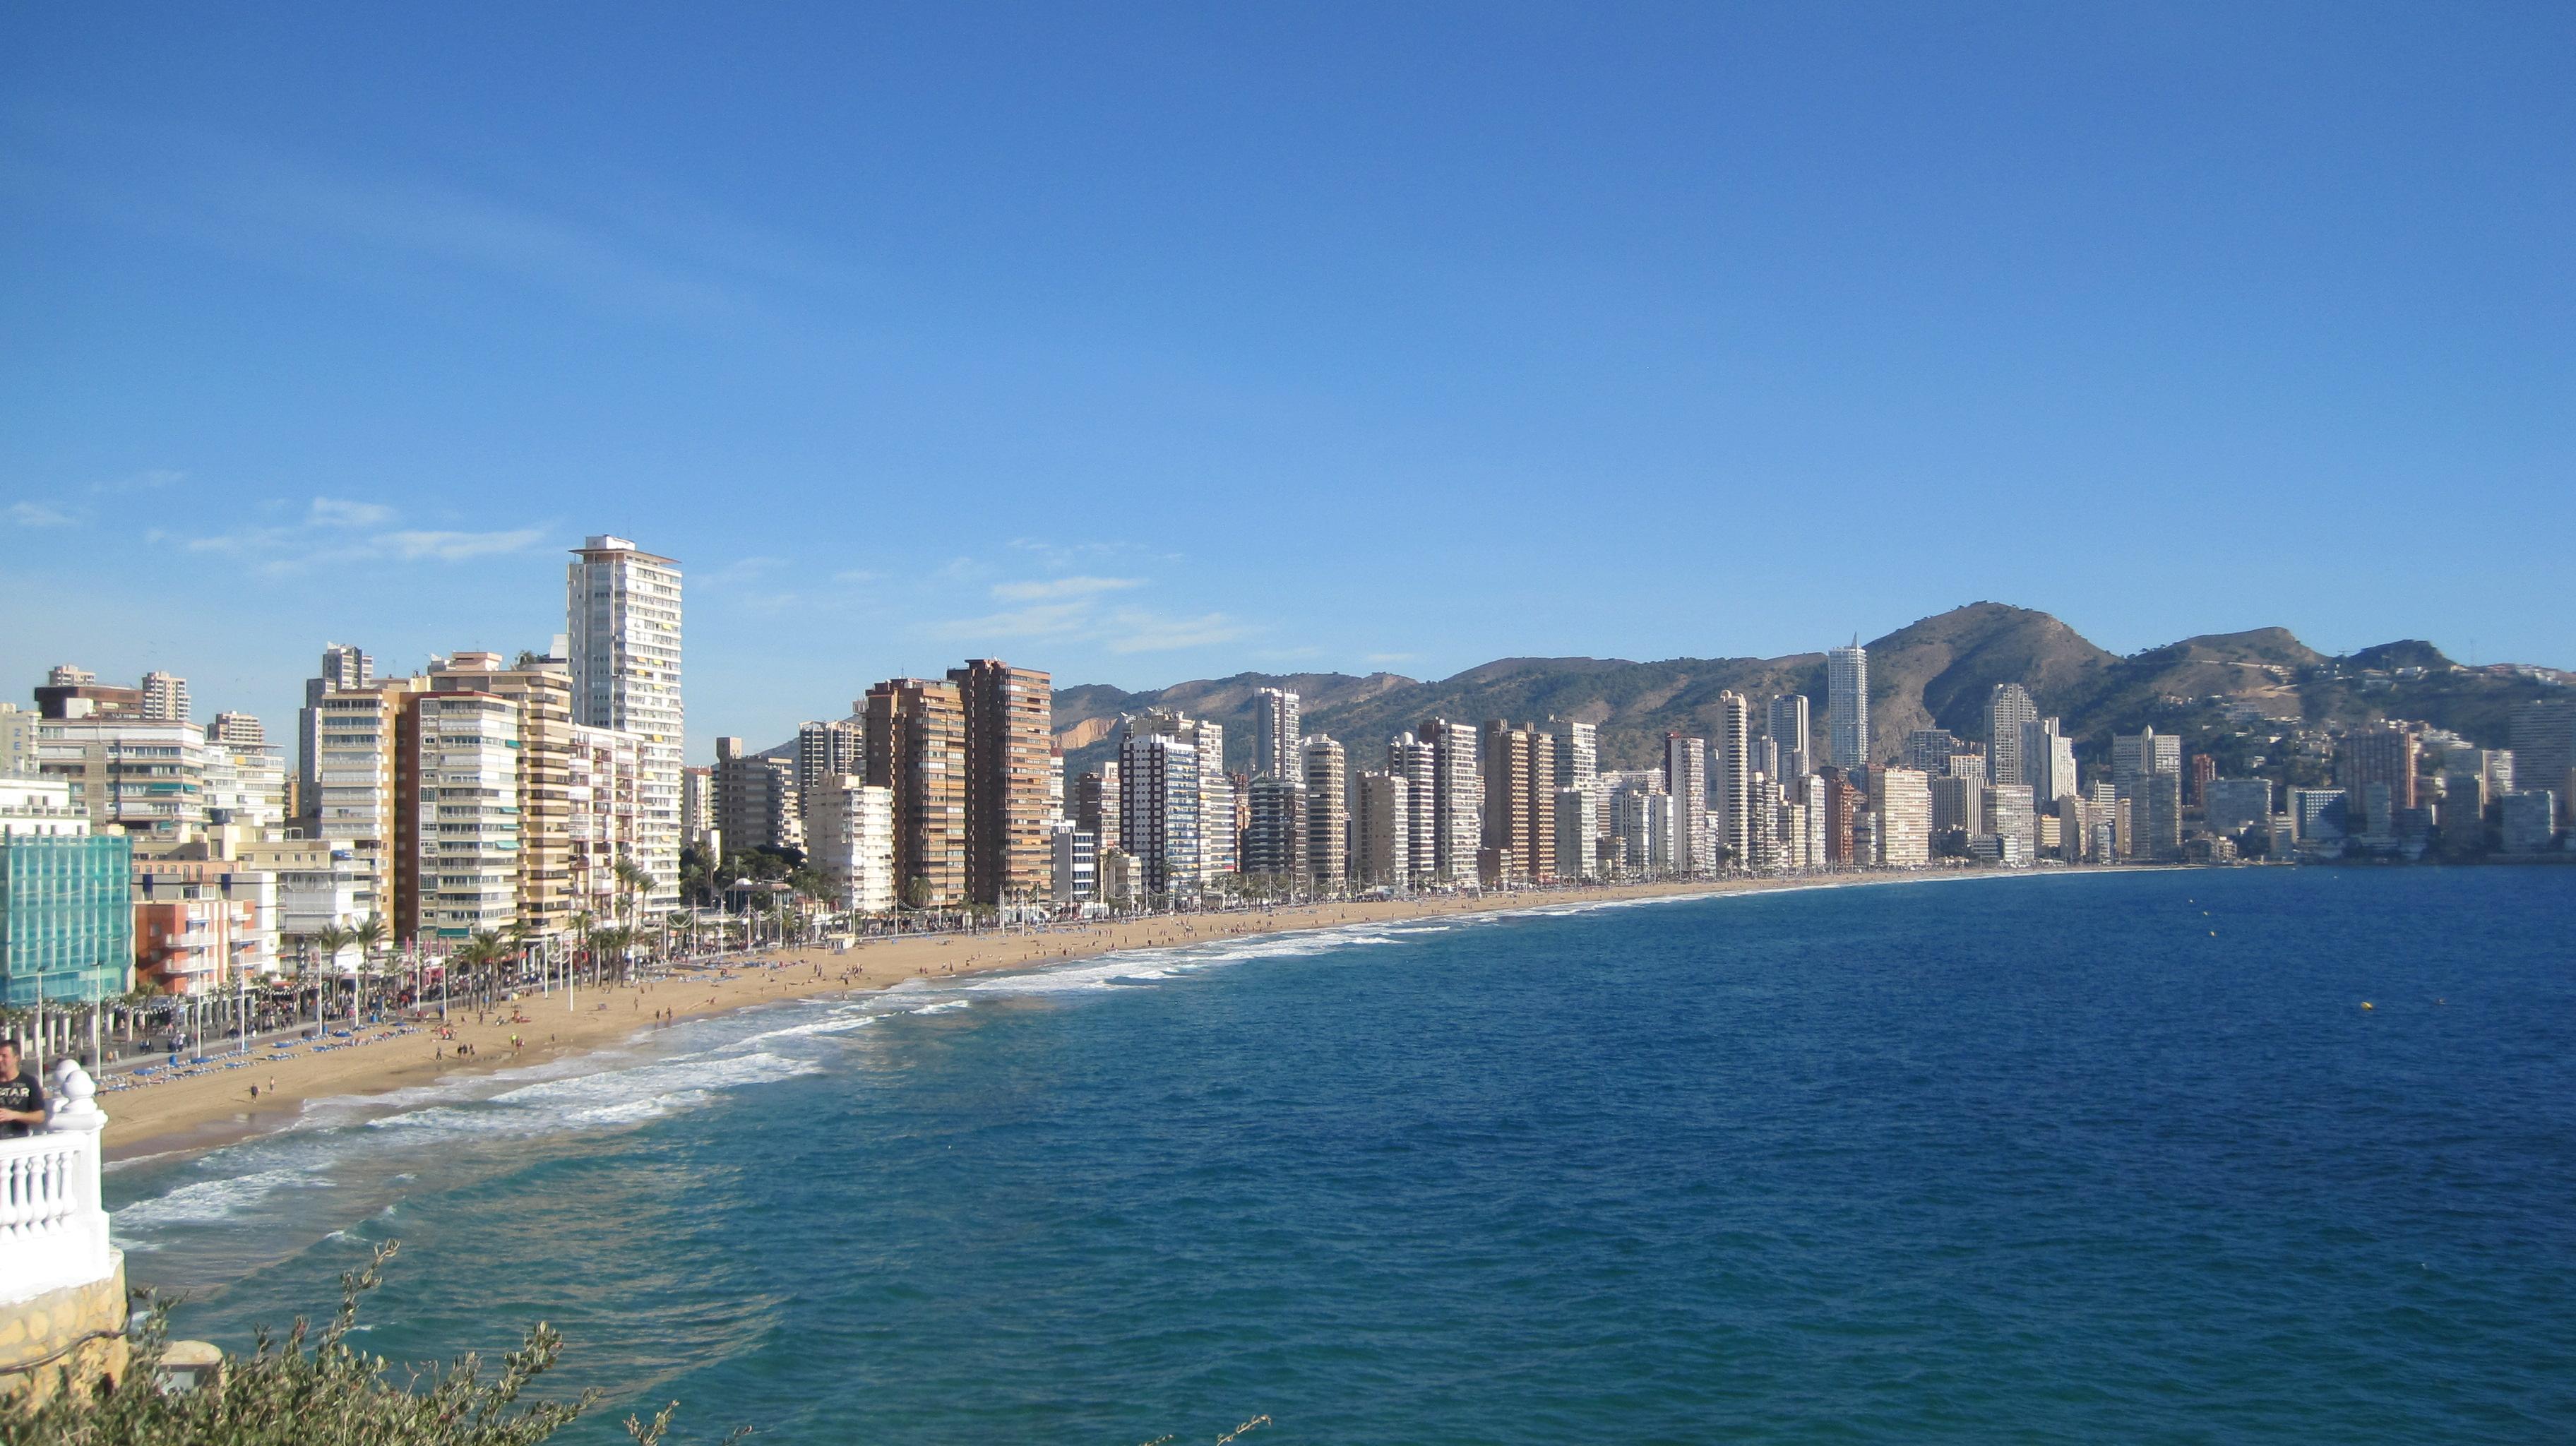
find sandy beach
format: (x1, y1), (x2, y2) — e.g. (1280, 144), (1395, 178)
(98, 868), (2079, 1161)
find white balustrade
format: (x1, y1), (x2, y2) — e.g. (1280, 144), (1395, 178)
(0, 1060), (114, 1305)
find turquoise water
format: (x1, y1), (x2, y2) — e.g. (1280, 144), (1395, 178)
(112, 868), (2576, 1442)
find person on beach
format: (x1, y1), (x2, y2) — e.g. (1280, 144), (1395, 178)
(0, 1040), (48, 1137)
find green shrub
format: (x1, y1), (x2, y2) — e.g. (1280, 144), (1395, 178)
(0, 1242), (735, 1446)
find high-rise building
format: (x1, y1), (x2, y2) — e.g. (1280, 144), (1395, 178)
(2112, 728), (2182, 791)
(2132, 772), (2183, 861)
(568, 536), (681, 910)
(1120, 710), (1228, 888)
(1985, 684), (2038, 787)
(1074, 767), (1119, 856)
(298, 643), (375, 821)
(566, 721), (645, 924)
(138, 670), (191, 724)
(37, 716), (216, 843)
(311, 676), (427, 924)
(1610, 782), (1672, 877)
(1765, 694), (1811, 781)
(950, 659), (1054, 907)
(1120, 730), (1201, 902)
(2022, 718), (2077, 811)
(2499, 791), (2559, 854)
(2508, 700), (2576, 824)
(1931, 774), (1979, 841)
(1482, 722), (1557, 881)
(1827, 642), (1868, 768)
(1253, 688), (1301, 781)
(0, 779), (129, 1005)
(2335, 723), (2419, 812)
(1243, 775), (1308, 885)
(713, 737), (803, 856)
(865, 678), (967, 907)
(1388, 733), (1438, 885)
(2187, 753), (2218, 808)
(807, 777), (896, 913)
(1417, 718), (1482, 884)
(795, 718), (866, 835)
(2204, 778), (2273, 834)
(2439, 767), (2486, 843)
(1663, 734), (1707, 874)
(1554, 784), (1599, 880)
(1902, 729), (1962, 775)
(400, 689), (521, 940)
(1300, 735), (1349, 889)
(1819, 767), (1860, 864)
(1353, 770), (1409, 887)
(679, 765), (717, 857)
(430, 650), (579, 938)
(1049, 820), (1096, 904)
(1713, 693), (1752, 871)
(1871, 767), (1932, 866)
(1546, 717), (1598, 798)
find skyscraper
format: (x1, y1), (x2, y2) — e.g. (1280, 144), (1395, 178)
(1300, 735), (1349, 888)
(2508, 699), (2576, 824)
(1388, 732), (1438, 885)
(1664, 734), (1708, 874)
(1765, 694), (1811, 781)
(1353, 770), (1409, 887)
(795, 717), (866, 834)
(2334, 723), (2419, 812)
(1243, 775), (1307, 885)
(1870, 767), (1932, 866)
(1253, 688), (1301, 781)
(1985, 683), (2038, 787)
(2021, 717), (2077, 811)
(568, 536), (681, 908)
(1417, 718), (1481, 884)
(1827, 641), (1868, 768)
(299, 643), (375, 820)
(1547, 717), (1597, 796)
(1119, 730), (1200, 902)
(1713, 692), (1752, 871)
(865, 677), (967, 907)
(1480, 722), (1556, 881)
(950, 659), (1054, 907)
(714, 737), (803, 856)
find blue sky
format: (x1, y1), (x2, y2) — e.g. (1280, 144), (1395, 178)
(4, 4), (2569, 751)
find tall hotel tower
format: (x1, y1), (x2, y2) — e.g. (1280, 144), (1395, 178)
(1827, 640), (1868, 769)
(568, 535), (683, 909)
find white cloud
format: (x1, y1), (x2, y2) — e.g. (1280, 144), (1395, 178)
(379, 528), (545, 562)
(1104, 609), (1251, 654)
(930, 602), (1098, 641)
(990, 575), (1143, 602)
(309, 496), (395, 527)
(88, 468), (184, 495)
(6, 502), (79, 527)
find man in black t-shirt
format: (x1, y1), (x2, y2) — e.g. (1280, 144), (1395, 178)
(0, 1040), (47, 1137)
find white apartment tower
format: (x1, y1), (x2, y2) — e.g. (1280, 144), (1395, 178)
(1986, 683), (2039, 787)
(568, 536), (681, 909)
(1388, 732), (1438, 885)
(1765, 693), (1811, 782)
(1253, 688), (1301, 781)
(1714, 693), (1752, 870)
(1664, 734), (1709, 873)
(1827, 641), (1868, 768)
(1417, 718), (1481, 885)
(139, 670), (191, 723)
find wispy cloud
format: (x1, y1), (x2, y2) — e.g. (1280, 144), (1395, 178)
(87, 467), (184, 496)
(8, 109), (863, 327)
(989, 575), (1143, 602)
(155, 498), (545, 576)
(309, 496), (395, 527)
(1103, 609), (1250, 654)
(6, 502), (79, 528)
(381, 528), (545, 562)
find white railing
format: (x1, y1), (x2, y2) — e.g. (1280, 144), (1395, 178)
(0, 1062), (113, 1305)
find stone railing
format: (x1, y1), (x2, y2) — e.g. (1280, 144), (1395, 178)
(0, 1063), (112, 1305)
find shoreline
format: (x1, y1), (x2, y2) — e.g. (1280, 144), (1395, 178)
(102, 865), (2139, 1163)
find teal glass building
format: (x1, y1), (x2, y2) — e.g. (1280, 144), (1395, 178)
(0, 833), (134, 1006)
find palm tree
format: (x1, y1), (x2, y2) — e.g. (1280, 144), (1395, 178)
(349, 914), (390, 1021)
(612, 860), (655, 979)
(457, 928), (509, 1012)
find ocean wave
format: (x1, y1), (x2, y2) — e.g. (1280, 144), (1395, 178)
(115, 1167), (335, 1235)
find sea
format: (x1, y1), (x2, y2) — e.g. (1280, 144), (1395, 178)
(107, 867), (2576, 1443)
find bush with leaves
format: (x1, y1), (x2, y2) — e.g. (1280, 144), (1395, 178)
(0, 1242), (738, 1446)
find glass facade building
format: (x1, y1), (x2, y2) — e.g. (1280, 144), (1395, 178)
(0, 833), (134, 1005)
